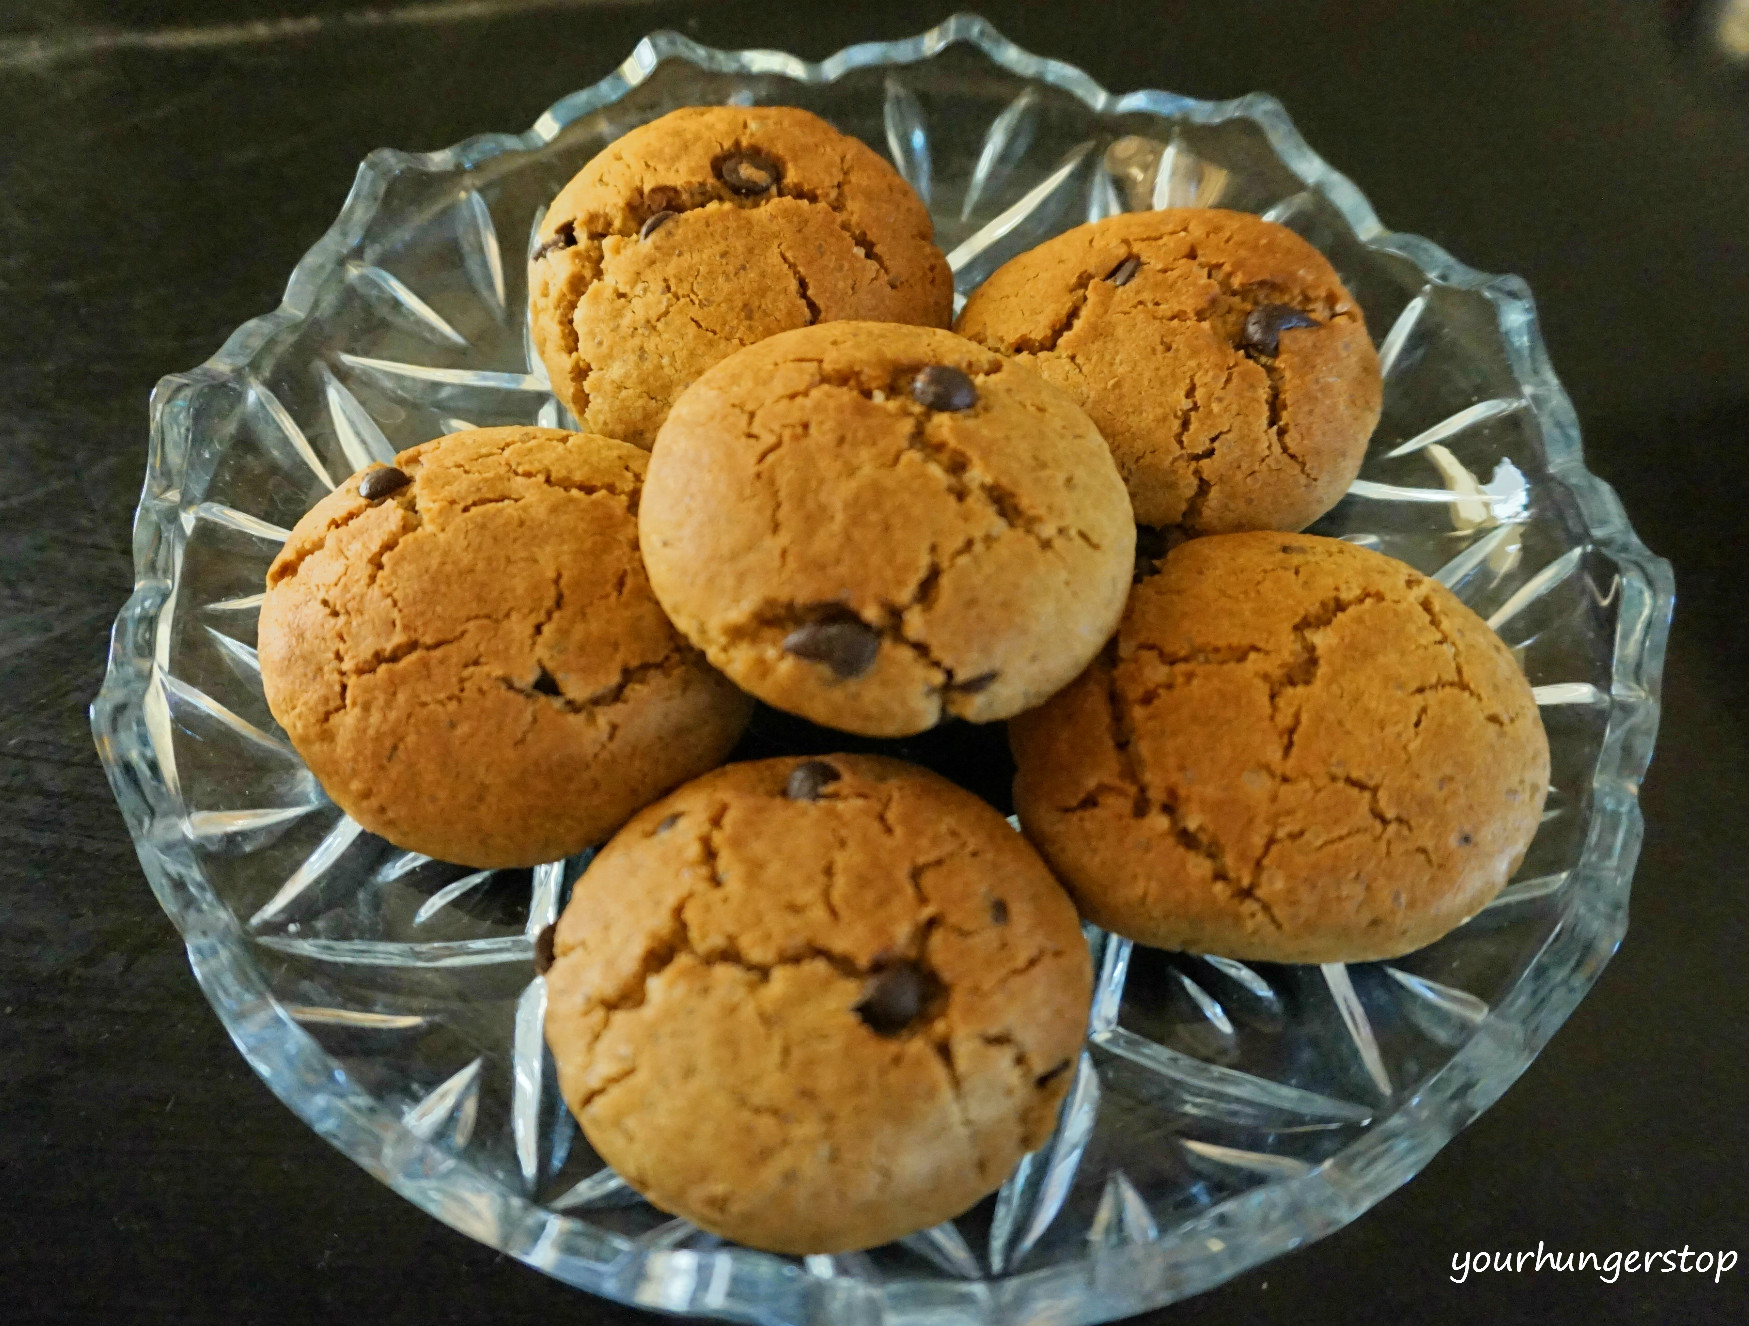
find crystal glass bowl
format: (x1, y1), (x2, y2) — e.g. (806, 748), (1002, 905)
(91, 14), (1672, 1325)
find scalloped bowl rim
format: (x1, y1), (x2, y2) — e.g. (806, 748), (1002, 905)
(91, 13), (1674, 1324)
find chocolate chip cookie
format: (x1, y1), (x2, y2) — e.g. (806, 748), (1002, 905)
(258, 427), (752, 868)
(542, 754), (1092, 1254)
(638, 321), (1136, 738)
(1010, 533), (1548, 962)
(956, 208), (1382, 534)
(529, 105), (954, 447)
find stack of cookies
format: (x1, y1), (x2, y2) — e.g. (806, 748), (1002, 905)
(258, 105), (1548, 1256)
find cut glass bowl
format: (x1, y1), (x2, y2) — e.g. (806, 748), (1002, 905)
(91, 15), (1673, 1325)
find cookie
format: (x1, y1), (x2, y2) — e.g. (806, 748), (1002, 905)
(1010, 533), (1548, 962)
(638, 321), (1136, 738)
(258, 427), (752, 868)
(955, 208), (1382, 534)
(542, 754), (1092, 1254)
(529, 105), (954, 448)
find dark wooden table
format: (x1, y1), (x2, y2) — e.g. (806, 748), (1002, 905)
(3, 3), (1745, 1323)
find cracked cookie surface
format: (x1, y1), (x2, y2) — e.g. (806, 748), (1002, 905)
(543, 754), (1092, 1254)
(955, 208), (1382, 533)
(1010, 533), (1549, 962)
(529, 105), (953, 448)
(258, 426), (752, 868)
(639, 321), (1136, 737)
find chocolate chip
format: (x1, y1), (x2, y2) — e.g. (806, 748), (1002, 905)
(782, 611), (881, 679)
(655, 813), (681, 834)
(534, 923), (556, 975)
(990, 898), (1009, 925)
(358, 466), (411, 501)
(639, 210), (676, 240)
(1106, 254), (1142, 286)
(950, 671), (999, 694)
(1456, 830), (1474, 847)
(786, 760), (842, 801)
(910, 364), (979, 412)
(531, 666), (562, 697)
(533, 220), (576, 260)
(1238, 302), (1320, 357)
(855, 962), (939, 1036)
(718, 150), (781, 195)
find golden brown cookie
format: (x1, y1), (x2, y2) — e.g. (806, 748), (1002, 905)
(1010, 533), (1548, 962)
(529, 105), (954, 448)
(639, 321), (1136, 738)
(955, 208), (1382, 534)
(258, 427), (752, 868)
(542, 754), (1092, 1254)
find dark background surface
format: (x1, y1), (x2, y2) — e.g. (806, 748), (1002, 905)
(2, 2), (1746, 1324)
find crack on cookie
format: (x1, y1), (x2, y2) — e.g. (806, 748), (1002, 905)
(1167, 362), (1202, 457)
(581, 647), (690, 708)
(504, 647), (689, 714)
(530, 569), (565, 645)
(821, 828), (849, 923)
(504, 460), (644, 504)
(269, 502), (374, 588)
(990, 945), (1066, 992)
(860, 792), (899, 842)
(904, 852), (953, 910)
(1268, 589), (1385, 708)
(1334, 772), (1412, 833)
(884, 621), (954, 717)
(317, 629), (475, 725)
(774, 242), (823, 323)
(1133, 642), (1266, 668)
(832, 143), (897, 284)
(897, 408), (1060, 553)
(728, 359), (1092, 564)
(977, 1028), (1044, 1087)
(698, 800), (729, 891)
(1414, 591), (1509, 726)
(722, 1085), (794, 1129)
(1058, 779), (1137, 814)
(1257, 356), (1313, 481)
(1083, 638), (1297, 929)
(925, 1035), (989, 1182)
(1156, 792), (1284, 931)
(572, 1059), (641, 1112)
(1089, 652), (1148, 821)
(1179, 240), (1339, 327)
(1009, 265), (1101, 354)
(1127, 639), (1270, 708)
(1257, 590), (1388, 766)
